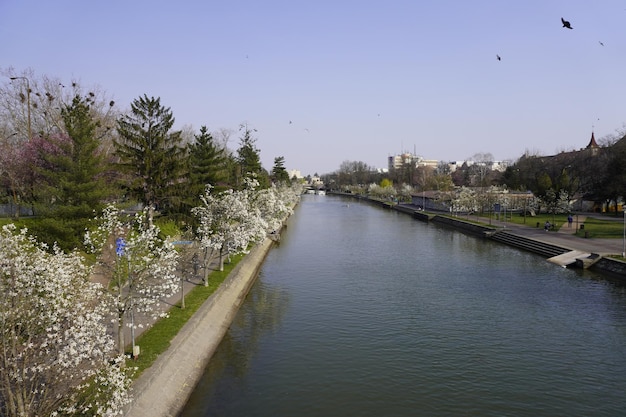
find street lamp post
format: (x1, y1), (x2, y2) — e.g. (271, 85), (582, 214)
(128, 254), (139, 359)
(622, 209), (626, 258)
(422, 170), (426, 211)
(9, 76), (32, 140)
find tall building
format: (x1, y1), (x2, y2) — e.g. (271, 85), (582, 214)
(388, 153), (415, 170)
(388, 153), (439, 171)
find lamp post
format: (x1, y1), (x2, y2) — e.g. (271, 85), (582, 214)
(622, 209), (626, 258)
(128, 253), (138, 359)
(422, 170), (425, 211)
(9, 76), (32, 140)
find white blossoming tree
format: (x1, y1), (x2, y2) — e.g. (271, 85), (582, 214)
(0, 224), (130, 417)
(192, 179), (302, 279)
(367, 182), (394, 201)
(254, 183), (294, 233)
(453, 186), (478, 214)
(192, 178), (268, 275)
(84, 205), (180, 355)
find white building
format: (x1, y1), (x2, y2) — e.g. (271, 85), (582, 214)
(387, 153), (439, 171)
(287, 169), (303, 180)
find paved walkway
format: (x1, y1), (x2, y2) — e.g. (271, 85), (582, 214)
(91, 243), (210, 354)
(123, 238), (274, 417)
(468, 213), (624, 256)
(124, 243), (207, 348)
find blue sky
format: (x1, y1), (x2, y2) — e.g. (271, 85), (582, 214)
(2, 0), (625, 176)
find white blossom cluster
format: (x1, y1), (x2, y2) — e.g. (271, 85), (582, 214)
(85, 205), (180, 354)
(367, 183), (395, 200)
(254, 183), (297, 233)
(541, 188), (572, 214)
(192, 179), (301, 271)
(453, 186), (479, 212)
(0, 224), (130, 417)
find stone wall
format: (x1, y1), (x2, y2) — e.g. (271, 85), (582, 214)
(430, 215), (494, 237)
(591, 257), (626, 277)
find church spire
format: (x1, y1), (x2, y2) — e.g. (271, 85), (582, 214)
(586, 131), (598, 149)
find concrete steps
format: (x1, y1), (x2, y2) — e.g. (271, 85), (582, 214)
(547, 250), (592, 268)
(489, 230), (569, 258)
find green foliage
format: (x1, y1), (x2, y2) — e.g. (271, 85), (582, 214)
(380, 178), (393, 188)
(114, 95), (185, 213)
(598, 145), (626, 207)
(236, 126), (269, 188)
(32, 95), (110, 251)
(154, 218), (181, 240)
(180, 126), (229, 216)
(271, 156), (291, 184)
(27, 217), (84, 251)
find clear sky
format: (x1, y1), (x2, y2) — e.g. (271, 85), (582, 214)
(2, 0), (625, 176)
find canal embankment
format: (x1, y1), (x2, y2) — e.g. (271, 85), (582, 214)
(123, 237), (276, 417)
(329, 192), (626, 278)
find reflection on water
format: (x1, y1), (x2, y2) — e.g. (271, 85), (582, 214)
(181, 195), (626, 417)
(182, 276), (290, 409)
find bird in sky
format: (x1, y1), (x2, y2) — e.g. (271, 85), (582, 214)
(496, 54), (501, 61)
(561, 17), (573, 29)
(599, 41), (604, 46)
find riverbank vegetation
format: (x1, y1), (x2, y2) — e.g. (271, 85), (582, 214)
(1, 69), (303, 417)
(321, 135), (626, 222)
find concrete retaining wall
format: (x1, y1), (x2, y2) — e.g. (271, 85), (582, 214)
(124, 238), (275, 417)
(334, 193), (625, 279)
(430, 215), (494, 237)
(591, 257), (626, 277)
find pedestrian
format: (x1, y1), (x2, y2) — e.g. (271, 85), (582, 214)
(567, 214), (573, 228)
(544, 221), (551, 231)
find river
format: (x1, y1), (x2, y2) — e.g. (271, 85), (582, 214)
(181, 194), (626, 416)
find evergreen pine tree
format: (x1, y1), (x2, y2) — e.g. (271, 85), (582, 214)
(32, 95), (109, 251)
(271, 156), (291, 184)
(184, 126), (228, 211)
(236, 126), (269, 188)
(114, 95), (184, 218)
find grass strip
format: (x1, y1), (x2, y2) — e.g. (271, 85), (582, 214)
(126, 252), (245, 379)
(573, 216), (626, 239)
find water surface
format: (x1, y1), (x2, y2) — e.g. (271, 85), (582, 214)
(182, 195), (626, 416)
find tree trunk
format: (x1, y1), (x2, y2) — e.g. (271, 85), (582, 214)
(219, 246), (225, 271)
(117, 309), (125, 356)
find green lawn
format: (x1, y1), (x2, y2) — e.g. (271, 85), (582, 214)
(494, 212), (625, 238)
(449, 211), (568, 229)
(572, 216), (626, 239)
(0, 217), (39, 229)
(484, 211), (571, 228)
(449, 210), (626, 239)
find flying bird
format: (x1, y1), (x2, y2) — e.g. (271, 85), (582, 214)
(599, 41), (604, 46)
(561, 17), (572, 29)
(496, 54), (501, 61)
